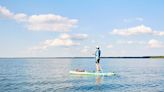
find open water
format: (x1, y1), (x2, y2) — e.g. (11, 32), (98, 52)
(0, 58), (164, 92)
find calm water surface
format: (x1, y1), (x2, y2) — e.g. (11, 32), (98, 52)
(0, 58), (164, 92)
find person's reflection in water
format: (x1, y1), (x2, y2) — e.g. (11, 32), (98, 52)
(95, 75), (102, 84)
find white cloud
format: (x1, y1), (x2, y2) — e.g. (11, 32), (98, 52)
(0, 6), (78, 32)
(72, 34), (88, 40)
(44, 38), (79, 47)
(148, 39), (164, 48)
(60, 33), (71, 39)
(111, 25), (164, 36)
(112, 25), (152, 36)
(14, 13), (28, 22)
(29, 33), (88, 53)
(0, 6), (13, 17)
(29, 38), (80, 52)
(153, 31), (164, 36)
(27, 14), (78, 32)
(107, 45), (113, 48)
(60, 33), (88, 40)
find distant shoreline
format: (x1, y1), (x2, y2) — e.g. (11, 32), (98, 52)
(0, 56), (164, 59)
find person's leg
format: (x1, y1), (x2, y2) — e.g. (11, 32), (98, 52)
(96, 63), (98, 72)
(96, 59), (100, 72)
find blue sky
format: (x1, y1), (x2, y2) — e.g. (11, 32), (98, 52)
(0, 0), (164, 57)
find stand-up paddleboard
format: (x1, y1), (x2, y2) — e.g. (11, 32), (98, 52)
(69, 70), (115, 76)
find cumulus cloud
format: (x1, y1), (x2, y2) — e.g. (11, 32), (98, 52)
(107, 45), (113, 48)
(153, 31), (164, 36)
(30, 38), (79, 51)
(29, 33), (88, 52)
(72, 34), (88, 40)
(0, 6), (78, 32)
(148, 39), (164, 48)
(29, 38), (79, 53)
(112, 25), (152, 36)
(111, 25), (164, 36)
(14, 13), (28, 22)
(60, 33), (88, 40)
(27, 14), (78, 32)
(29, 37), (79, 53)
(0, 6), (13, 17)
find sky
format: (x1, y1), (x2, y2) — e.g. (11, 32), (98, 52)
(0, 0), (164, 57)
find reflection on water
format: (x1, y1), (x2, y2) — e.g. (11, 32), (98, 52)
(95, 76), (101, 84)
(0, 58), (164, 92)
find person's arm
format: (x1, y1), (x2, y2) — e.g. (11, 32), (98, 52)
(98, 50), (101, 57)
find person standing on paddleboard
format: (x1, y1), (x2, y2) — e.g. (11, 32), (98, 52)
(95, 46), (101, 72)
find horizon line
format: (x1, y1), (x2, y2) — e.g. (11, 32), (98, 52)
(0, 56), (164, 59)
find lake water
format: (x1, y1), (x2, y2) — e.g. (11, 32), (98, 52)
(0, 58), (164, 92)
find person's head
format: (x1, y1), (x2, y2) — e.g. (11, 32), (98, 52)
(96, 46), (100, 49)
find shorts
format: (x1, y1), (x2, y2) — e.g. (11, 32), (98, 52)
(96, 58), (100, 64)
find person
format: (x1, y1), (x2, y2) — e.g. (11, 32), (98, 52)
(95, 46), (101, 72)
